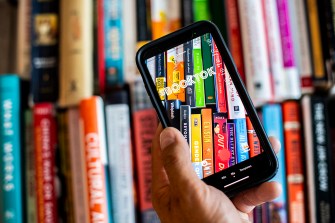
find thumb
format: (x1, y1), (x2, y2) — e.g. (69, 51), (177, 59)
(160, 127), (201, 191)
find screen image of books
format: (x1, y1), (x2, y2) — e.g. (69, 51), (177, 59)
(145, 33), (262, 179)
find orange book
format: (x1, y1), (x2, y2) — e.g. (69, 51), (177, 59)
(282, 101), (305, 223)
(79, 96), (109, 223)
(201, 108), (214, 177)
(246, 116), (261, 157)
(151, 0), (169, 39)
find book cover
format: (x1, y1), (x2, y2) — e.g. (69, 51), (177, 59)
(31, 0), (59, 102)
(246, 115), (261, 157)
(184, 40), (196, 107)
(191, 114), (203, 179)
(33, 103), (58, 223)
(155, 53), (166, 101)
(0, 75), (23, 223)
(150, 0), (169, 39)
(237, 0), (272, 105)
(262, 104), (287, 223)
(213, 113), (230, 172)
(132, 108), (159, 222)
(201, 33), (216, 105)
(233, 118), (249, 163)
(193, 37), (205, 107)
(201, 108), (214, 177)
(227, 122), (236, 167)
(180, 105), (191, 147)
(282, 101), (305, 223)
(167, 45), (186, 102)
(212, 40), (227, 113)
(59, 0), (93, 107)
(105, 92), (136, 223)
(79, 96), (110, 223)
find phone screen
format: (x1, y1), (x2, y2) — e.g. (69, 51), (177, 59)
(144, 33), (263, 179)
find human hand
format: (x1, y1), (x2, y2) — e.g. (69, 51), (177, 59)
(151, 125), (281, 223)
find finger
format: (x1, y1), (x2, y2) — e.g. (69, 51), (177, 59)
(159, 127), (200, 192)
(269, 136), (281, 154)
(232, 181), (282, 213)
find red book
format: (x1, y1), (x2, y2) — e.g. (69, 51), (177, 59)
(282, 101), (305, 223)
(213, 113), (229, 172)
(97, 0), (105, 94)
(246, 115), (261, 157)
(33, 103), (58, 223)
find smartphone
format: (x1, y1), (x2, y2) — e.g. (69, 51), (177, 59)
(136, 20), (278, 196)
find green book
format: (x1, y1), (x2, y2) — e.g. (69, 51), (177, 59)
(201, 34), (216, 104)
(193, 37), (206, 107)
(193, 0), (211, 21)
(209, 0), (228, 40)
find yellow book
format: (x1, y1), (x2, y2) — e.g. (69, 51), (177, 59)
(191, 114), (203, 179)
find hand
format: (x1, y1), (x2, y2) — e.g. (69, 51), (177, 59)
(151, 125), (281, 223)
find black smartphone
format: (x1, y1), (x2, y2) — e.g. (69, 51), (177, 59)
(136, 20), (278, 196)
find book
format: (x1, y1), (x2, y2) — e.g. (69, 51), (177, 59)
(150, 0), (169, 39)
(246, 116), (261, 157)
(201, 109), (214, 177)
(193, 37), (206, 107)
(193, 0), (211, 21)
(136, 0), (152, 41)
(213, 113), (229, 172)
(209, 0), (227, 40)
(166, 100), (181, 129)
(59, 0), (93, 107)
(168, 0), (181, 32)
(238, 0), (272, 105)
(282, 101), (306, 223)
(97, 0), (105, 95)
(79, 96), (110, 223)
(155, 53), (166, 101)
(262, 104), (287, 223)
(180, 105), (191, 147)
(201, 33), (215, 105)
(33, 103), (58, 223)
(184, 40), (196, 107)
(181, 0), (193, 26)
(105, 90), (136, 223)
(191, 114), (203, 179)
(31, 0), (59, 102)
(227, 122), (236, 166)
(0, 75), (23, 223)
(233, 118), (249, 163)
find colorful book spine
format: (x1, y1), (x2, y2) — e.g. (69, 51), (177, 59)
(105, 97), (136, 223)
(33, 103), (58, 223)
(225, 0), (246, 84)
(262, 0), (287, 101)
(276, 0), (301, 99)
(155, 53), (166, 101)
(168, 0), (181, 32)
(233, 119), (249, 163)
(201, 33), (216, 105)
(212, 40), (227, 113)
(213, 113), (229, 172)
(180, 105), (191, 146)
(193, 0), (211, 21)
(104, 0), (124, 86)
(288, 0), (314, 93)
(191, 114), (203, 179)
(201, 108), (214, 177)
(262, 104), (287, 223)
(184, 40), (195, 107)
(246, 116), (261, 157)
(0, 75), (23, 223)
(59, 0), (93, 107)
(79, 97), (110, 223)
(193, 37), (205, 107)
(97, 0), (105, 94)
(282, 101), (305, 223)
(167, 45), (186, 102)
(150, 0), (169, 39)
(238, 0), (272, 104)
(227, 122), (236, 166)
(132, 108), (159, 222)
(31, 0), (59, 102)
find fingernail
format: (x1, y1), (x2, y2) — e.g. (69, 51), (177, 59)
(160, 129), (176, 150)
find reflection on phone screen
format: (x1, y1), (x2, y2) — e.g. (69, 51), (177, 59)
(145, 33), (263, 179)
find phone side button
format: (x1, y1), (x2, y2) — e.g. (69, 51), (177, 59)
(223, 176), (249, 188)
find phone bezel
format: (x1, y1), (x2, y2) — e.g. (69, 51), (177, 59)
(136, 20), (278, 196)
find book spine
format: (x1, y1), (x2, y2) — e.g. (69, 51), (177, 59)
(168, 0), (181, 32)
(17, 0), (31, 79)
(136, 0), (151, 41)
(225, 0), (246, 84)
(184, 40), (196, 107)
(79, 97), (110, 223)
(212, 40), (227, 113)
(201, 108), (214, 177)
(288, 0), (314, 93)
(180, 105), (191, 146)
(181, 0), (193, 26)
(147, 56), (156, 81)
(155, 53), (166, 101)
(327, 97), (335, 222)
(246, 115), (261, 157)
(237, 0), (272, 104)
(233, 119), (249, 163)
(33, 103), (58, 223)
(201, 33), (216, 105)
(97, 0), (105, 94)
(150, 0), (168, 39)
(166, 99), (181, 130)
(59, 0), (93, 107)
(193, 0), (211, 21)
(0, 75), (23, 223)
(193, 37), (205, 107)
(104, 0), (124, 86)
(105, 104), (136, 223)
(132, 109), (159, 222)
(191, 114), (203, 179)
(262, 104), (287, 223)
(227, 122), (236, 166)
(276, 0), (301, 99)
(68, 108), (90, 223)
(213, 113), (229, 172)
(225, 66), (246, 119)
(31, 0), (59, 102)
(282, 101), (306, 223)
(167, 45), (186, 102)
(262, 0), (287, 100)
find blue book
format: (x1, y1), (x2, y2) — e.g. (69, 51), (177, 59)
(0, 75), (23, 223)
(233, 118), (249, 163)
(104, 0), (124, 86)
(262, 104), (288, 223)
